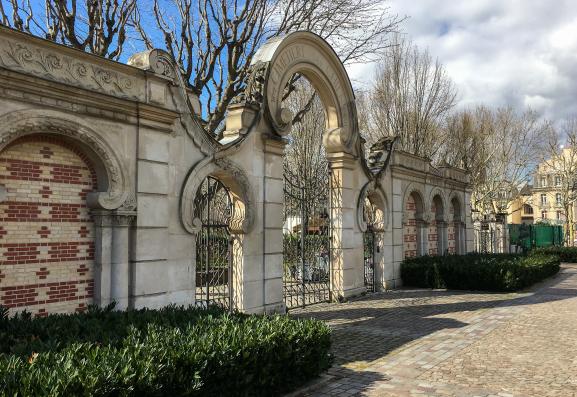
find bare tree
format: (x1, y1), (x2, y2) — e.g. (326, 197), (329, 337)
(540, 118), (577, 245)
(0, 0), (136, 60)
(442, 106), (546, 218)
(134, 0), (404, 135)
(360, 35), (457, 158)
(283, 77), (328, 212)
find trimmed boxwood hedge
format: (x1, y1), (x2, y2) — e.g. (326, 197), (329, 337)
(401, 253), (560, 291)
(531, 246), (577, 263)
(0, 305), (331, 396)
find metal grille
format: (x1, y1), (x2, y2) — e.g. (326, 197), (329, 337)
(283, 167), (331, 309)
(364, 230), (375, 292)
(474, 222), (495, 253)
(363, 199), (377, 292)
(194, 176), (234, 310)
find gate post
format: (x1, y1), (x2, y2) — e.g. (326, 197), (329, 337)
(328, 152), (365, 300)
(262, 136), (287, 313)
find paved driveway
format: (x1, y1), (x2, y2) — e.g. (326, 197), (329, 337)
(291, 264), (577, 397)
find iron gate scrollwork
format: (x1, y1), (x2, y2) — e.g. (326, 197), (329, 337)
(363, 199), (377, 293)
(194, 176), (234, 310)
(283, 167), (332, 309)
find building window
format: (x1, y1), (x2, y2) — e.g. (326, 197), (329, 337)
(556, 193), (562, 204)
(541, 176), (547, 187)
(523, 204), (533, 215)
(557, 211), (562, 220)
(541, 194), (547, 205)
(541, 211), (547, 219)
(555, 176), (562, 186)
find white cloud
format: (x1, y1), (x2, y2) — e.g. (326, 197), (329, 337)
(346, 0), (577, 123)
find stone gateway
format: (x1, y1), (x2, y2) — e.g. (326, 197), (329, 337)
(0, 27), (473, 316)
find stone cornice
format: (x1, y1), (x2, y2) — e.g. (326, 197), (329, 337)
(391, 164), (470, 189)
(0, 69), (178, 131)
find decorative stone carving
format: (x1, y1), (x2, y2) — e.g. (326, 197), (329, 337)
(127, 49), (176, 80)
(422, 212), (433, 224)
(232, 62), (268, 106)
(111, 210), (137, 227)
(367, 136), (397, 175)
(0, 38), (144, 101)
(0, 109), (130, 210)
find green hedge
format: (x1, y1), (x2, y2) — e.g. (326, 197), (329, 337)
(0, 305), (331, 396)
(531, 246), (577, 263)
(401, 253), (560, 291)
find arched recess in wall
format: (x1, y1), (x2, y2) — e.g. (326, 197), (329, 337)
(449, 193), (465, 254)
(430, 193), (446, 255)
(402, 185), (426, 258)
(0, 110), (132, 315)
(0, 109), (131, 210)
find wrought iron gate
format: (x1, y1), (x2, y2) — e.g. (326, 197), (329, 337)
(364, 229), (375, 292)
(194, 176), (234, 310)
(363, 199), (377, 292)
(283, 168), (331, 309)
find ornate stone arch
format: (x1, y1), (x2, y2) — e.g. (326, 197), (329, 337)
(357, 182), (389, 232)
(246, 31), (360, 155)
(180, 157), (255, 235)
(0, 109), (131, 210)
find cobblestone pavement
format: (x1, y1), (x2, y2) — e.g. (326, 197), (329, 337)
(290, 264), (577, 397)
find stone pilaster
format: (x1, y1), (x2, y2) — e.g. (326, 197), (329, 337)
(110, 210), (136, 310)
(327, 152), (364, 300)
(262, 137), (286, 313)
(92, 210), (113, 307)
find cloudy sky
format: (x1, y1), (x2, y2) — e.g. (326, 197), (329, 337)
(347, 0), (577, 124)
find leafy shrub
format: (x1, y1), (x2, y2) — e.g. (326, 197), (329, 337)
(0, 305), (331, 396)
(401, 253), (560, 291)
(531, 246), (577, 263)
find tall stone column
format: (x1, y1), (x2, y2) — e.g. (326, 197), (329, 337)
(110, 211), (136, 310)
(92, 210), (113, 307)
(261, 137), (286, 313)
(328, 152), (364, 300)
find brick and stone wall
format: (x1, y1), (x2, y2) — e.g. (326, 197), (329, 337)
(404, 194), (418, 258)
(447, 204), (456, 254)
(428, 202), (438, 255)
(0, 136), (96, 316)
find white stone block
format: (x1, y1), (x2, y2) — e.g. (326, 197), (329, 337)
(138, 161), (169, 194)
(139, 130), (169, 163)
(264, 278), (283, 305)
(137, 195), (169, 227)
(133, 228), (168, 261)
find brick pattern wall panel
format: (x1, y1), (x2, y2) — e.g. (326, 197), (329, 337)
(0, 137), (96, 316)
(428, 202), (438, 255)
(448, 205), (456, 254)
(404, 194), (418, 258)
